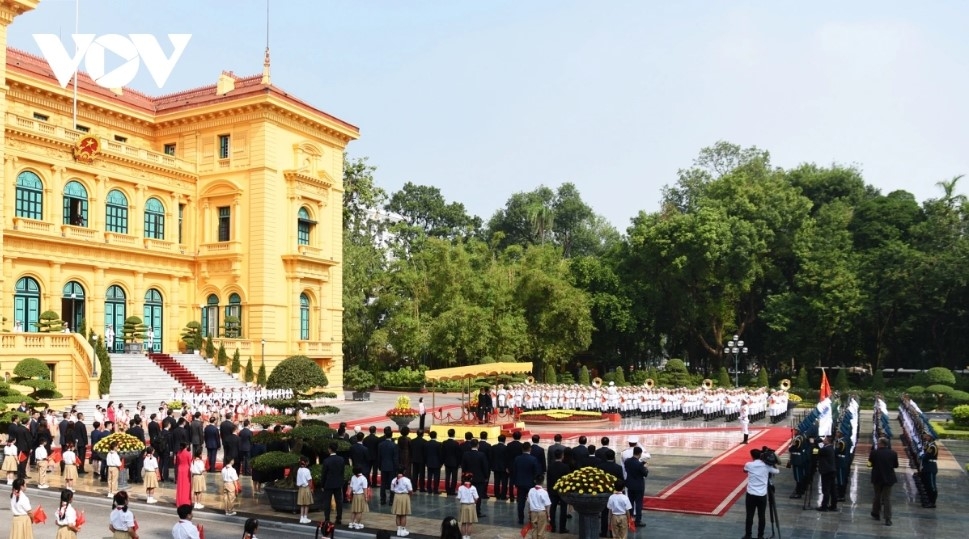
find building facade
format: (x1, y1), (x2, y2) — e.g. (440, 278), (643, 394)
(0, 0), (357, 397)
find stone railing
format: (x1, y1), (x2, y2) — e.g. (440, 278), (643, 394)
(12, 217), (54, 234)
(104, 232), (138, 246)
(0, 333), (95, 405)
(297, 340), (333, 355)
(143, 238), (176, 253)
(61, 225), (100, 242)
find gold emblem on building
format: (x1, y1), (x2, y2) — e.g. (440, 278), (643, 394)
(73, 136), (100, 164)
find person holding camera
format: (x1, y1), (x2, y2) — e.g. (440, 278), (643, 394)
(742, 447), (779, 539)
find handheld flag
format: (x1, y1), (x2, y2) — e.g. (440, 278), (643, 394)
(32, 505), (47, 524)
(819, 369), (831, 401)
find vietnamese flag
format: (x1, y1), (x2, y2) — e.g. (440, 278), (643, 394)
(820, 369), (832, 401)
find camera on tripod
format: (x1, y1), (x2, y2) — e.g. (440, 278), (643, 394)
(760, 446), (779, 467)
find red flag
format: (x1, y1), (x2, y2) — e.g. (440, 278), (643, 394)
(819, 370), (831, 401)
(520, 522), (533, 538)
(76, 511), (86, 528)
(18, 452), (27, 463)
(32, 505), (47, 524)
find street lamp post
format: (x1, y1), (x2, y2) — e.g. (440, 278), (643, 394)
(724, 334), (749, 388)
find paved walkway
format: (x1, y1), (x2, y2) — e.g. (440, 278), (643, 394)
(15, 394), (966, 538)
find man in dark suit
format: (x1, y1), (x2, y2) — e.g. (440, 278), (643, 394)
(477, 387), (494, 424)
(547, 434), (565, 472)
(442, 428), (461, 495)
(624, 447), (648, 526)
(58, 412), (70, 451)
(530, 434), (546, 474)
(424, 431), (442, 495)
(127, 417), (146, 483)
(204, 418), (221, 472)
(321, 442), (346, 525)
(597, 449), (624, 536)
(238, 420), (253, 475)
(817, 435), (837, 511)
(377, 427), (398, 505)
(220, 417), (236, 441)
(158, 421), (174, 482)
(868, 437), (898, 526)
(461, 439), (490, 517)
(363, 426), (380, 486)
(511, 442), (540, 525)
(27, 412), (39, 466)
(478, 432), (492, 500)
(74, 413), (89, 474)
(349, 432), (370, 470)
(573, 435), (589, 463)
(547, 448), (570, 533)
(13, 416), (32, 479)
(162, 409), (176, 430)
(222, 424), (240, 469)
(595, 436), (613, 463)
(491, 434), (510, 500)
(506, 431), (523, 500)
(190, 413), (204, 455)
(410, 430), (426, 492)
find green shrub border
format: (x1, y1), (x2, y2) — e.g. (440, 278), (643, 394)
(930, 420), (969, 441)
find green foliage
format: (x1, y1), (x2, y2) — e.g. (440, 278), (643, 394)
(257, 362), (267, 386)
(13, 358), (49, 380)
(871, 369), (885, 391)
(250, 451), (300, 473)
(267, 355), (329, 393)
(952, 405), (969, 428)
(204, 334), (215, 359)
(181, 321), (203, 351)
(35, 310), (64, 332)
(718, 367), (731, 388)
(245, 357), (254, 383)
(559, 372), (575, 384)
(659, 359), (694, 387)
(223, 315), (241, 339)
(230, 348), (241, 374)
(217, 344), (228, 367)
(834, 368), (850, 392)
(614, 366), (626, 386)
(925, 384), (955, 396)
(950, 390), (969, 406)
(629, 369), (648, 385)
(378, 366), (425, 389)
(794, 367), (810, 391)
(545, 364), (557, 384)
(96, 336), (112, 397)
(907, 385), (925, 395)
(578, 365), (590, 385)
(757, 368), (769, 388)
(926, 367), (956, 386)
(121, 316), (147, 343)
(343, 366), (376, 391)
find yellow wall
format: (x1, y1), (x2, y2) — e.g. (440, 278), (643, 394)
(0, 0), (356, 396)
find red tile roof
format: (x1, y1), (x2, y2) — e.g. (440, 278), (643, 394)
(6, 47), (358, 133)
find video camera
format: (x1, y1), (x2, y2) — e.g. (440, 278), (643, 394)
(760, 446), (779, 467)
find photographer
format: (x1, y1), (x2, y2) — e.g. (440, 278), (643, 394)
(742, 447), (779, 539)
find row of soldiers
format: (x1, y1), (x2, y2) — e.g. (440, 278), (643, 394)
(786, 394), (859, 504)
(898, 396), (939, 508)
(495, 383), (790, 423)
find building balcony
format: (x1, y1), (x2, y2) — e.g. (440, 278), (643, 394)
(297, 340), (333, 355)
(12, 217), (54, 234)
(199, 241), (242, 255)
(7, 113), (196, 175)
(104, 231), (138, 246)
(61, 224), (100, 242)
(143, 237), (177, 253)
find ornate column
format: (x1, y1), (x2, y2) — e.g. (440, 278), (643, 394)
(94, 175), (108, 231)
(132, 184), (145, 237)
(232, 195), (241, 243)
(4, 155), (16, 228)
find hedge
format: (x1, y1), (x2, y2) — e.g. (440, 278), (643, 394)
(930, 420), (969, 441)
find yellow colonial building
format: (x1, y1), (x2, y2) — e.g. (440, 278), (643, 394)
(0, 0), (357, 402)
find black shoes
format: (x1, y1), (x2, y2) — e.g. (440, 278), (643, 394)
(870, 512), (879, 520)
(789, 493), (802, 499)
(886, 520), (892, 526)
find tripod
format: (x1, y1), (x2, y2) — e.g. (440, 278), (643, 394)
(767, 481), (782, 539)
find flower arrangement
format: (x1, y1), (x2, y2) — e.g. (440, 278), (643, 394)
(553, 466), (619, 495)
(92, 432), (146, 454)
(789, 394), (803, 403)
(520, 409), (603, 421)
(386, 395), (419, 418)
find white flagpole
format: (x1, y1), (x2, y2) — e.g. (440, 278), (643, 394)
(72, 0), (79, 129)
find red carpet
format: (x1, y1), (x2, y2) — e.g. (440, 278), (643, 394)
(644, 427), (792, 516)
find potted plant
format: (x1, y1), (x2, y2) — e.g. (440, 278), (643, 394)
(251, 355), (345, 513)
(555, 467), (620, 539)
(121, 316), (147, 353)
(180, 321), (203, 354)
(222, 315), (241, 338)
(386, 395), (419, 430)
(344, 366), (375, 401)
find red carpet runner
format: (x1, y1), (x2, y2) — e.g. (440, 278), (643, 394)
(644, 427), (793, 516)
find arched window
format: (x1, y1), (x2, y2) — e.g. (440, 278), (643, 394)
(105, 189), (129, 233)
(202, 294), (219, 337)
(224, 293), (242, 338)
(297, 207), (315, 246)
(299, 293), (310, 340)
(104, 285), (126, 350)
(144, 197), (165, 239)
(14, 276), (41, 332)
(63, 180), (88, 226)
(15, 171), (43, 220)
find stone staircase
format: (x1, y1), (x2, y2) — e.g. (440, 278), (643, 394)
(165, 353), (249, 391)
(147, 352), (210, 392)
(74, 353), (182, 420)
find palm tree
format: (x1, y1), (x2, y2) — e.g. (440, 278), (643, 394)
(935, 174), (966, 206)
(527, 201), (554, 245)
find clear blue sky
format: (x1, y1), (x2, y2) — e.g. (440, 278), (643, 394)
(10, 1), (969, 229)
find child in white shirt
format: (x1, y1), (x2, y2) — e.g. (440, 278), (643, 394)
(606, 480), (633, 539)
(34, 443), (49, 488)
(457, 473), (479, 539)
(141, 447), (159, 504)
(2, 439), (18, 484)
(190, 451), (206, 510)
(390, 468), (414, 537)
(349, 466), (371, 529)
(221, 459), (239, 516)
(62, 444), (78, 491)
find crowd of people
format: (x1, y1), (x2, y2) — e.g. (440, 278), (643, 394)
(898, 396), (939, 509)
(485, 382), (792, 423)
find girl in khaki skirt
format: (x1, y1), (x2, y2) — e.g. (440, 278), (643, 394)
(3, 438), (20, 484)
(390, 468), (414, 537)
(348, 466), (371, 529)
(108, 491), (138, 539)
(190, 450), (207, 510)
(54, 489), (79, 539)
(9, 478), (35, 539)
(141, 447), (159, 504)
(295, 459), (313, 524)
(62, 444), (78, 492)
(457, 473), (479, 539)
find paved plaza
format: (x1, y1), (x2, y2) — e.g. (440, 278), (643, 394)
(0, 390), (966, 539)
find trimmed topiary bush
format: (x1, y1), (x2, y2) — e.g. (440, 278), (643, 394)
(343, 366), (376, 392)
(872, 369), (885, 391)
(231, 348), (241, 374)
(267, 355), (329, 393)
(181, 321), (203, 352)
(952, 405), (969, 428)
(718, 367), (731, 388)
(545, 364), (557, 384)
(834, 368), (850, 392)
(926, 367), (956, 386)
(96, 336), (112, 397)
(245, 357), (254, 383)
(578, 365), (590, 385)
(614, 366), (626, 386)
(35, 310), (64, 332)
(757, 368), (769, 388)
(795, 367), (809, 391)
(217, 344), (228, 367)
(906, 386), (925, 395)
(121, 316), (147, 343)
